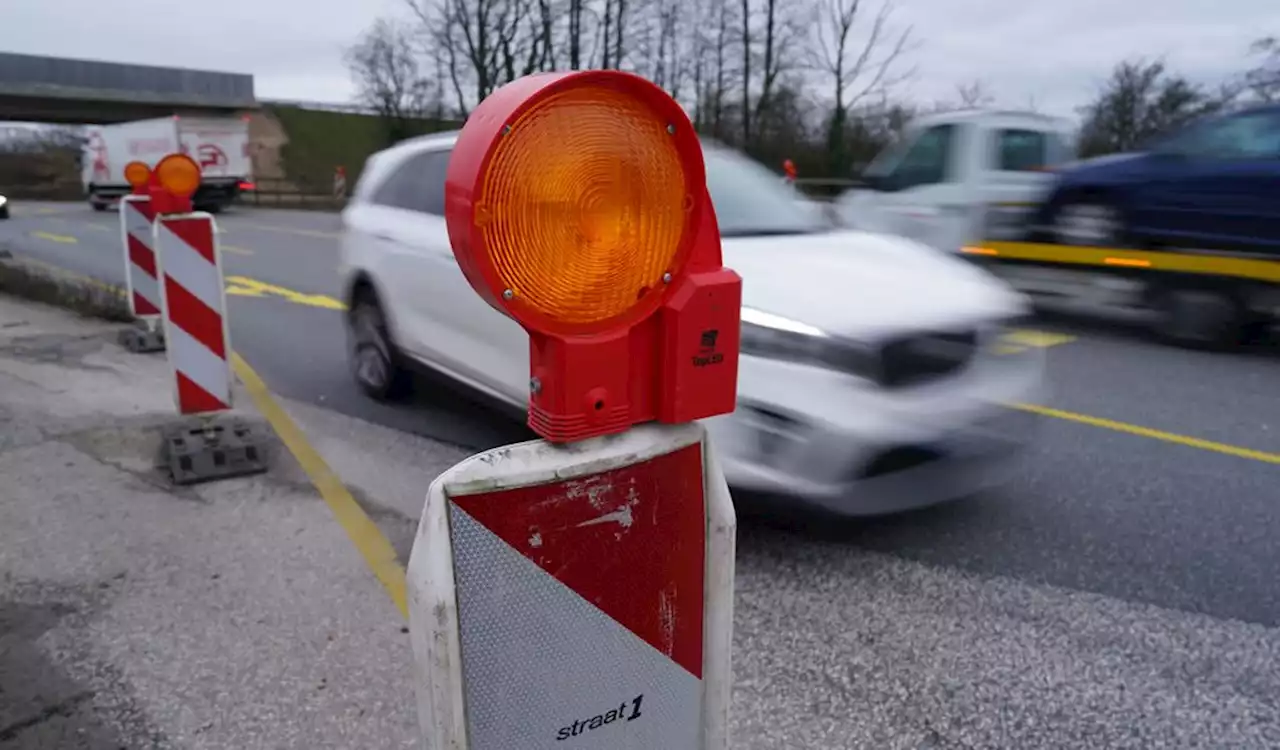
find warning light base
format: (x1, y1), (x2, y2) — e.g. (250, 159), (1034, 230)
(407, 421), (735, 750)
(163, 416), (267, 486)
(117, 318), (166, 353)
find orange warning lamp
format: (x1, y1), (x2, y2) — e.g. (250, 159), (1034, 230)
(445, 70), (742, 443)
(150, 153), (202, 215)
(124, 161), (152, 195)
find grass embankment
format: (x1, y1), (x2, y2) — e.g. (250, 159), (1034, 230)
(268, 105), (461, 190)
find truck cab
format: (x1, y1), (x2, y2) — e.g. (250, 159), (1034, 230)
(832, 109), (1076, 253)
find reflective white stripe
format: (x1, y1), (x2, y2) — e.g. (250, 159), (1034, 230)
(155, 221), (223, 313)
(167, 322), (231, 406)
(125, 203), (153, 248)
(128, 224), (153, 248)
(130, 262), (161, 308)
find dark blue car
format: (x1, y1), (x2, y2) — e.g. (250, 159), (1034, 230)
(1035, 105), (1280, 255)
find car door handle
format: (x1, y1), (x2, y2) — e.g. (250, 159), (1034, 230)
(372, 232), (395, 242)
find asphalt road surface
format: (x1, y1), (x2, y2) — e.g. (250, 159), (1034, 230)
(3, 199), (1280, 747)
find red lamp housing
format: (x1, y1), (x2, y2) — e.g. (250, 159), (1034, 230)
(124, 161), (152, 196)
(444, 70), (742, 444)
(148, 153), (202, 215)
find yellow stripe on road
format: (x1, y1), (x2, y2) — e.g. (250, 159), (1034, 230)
(224, 275), (344, 310)
(243, 223), (341, 240)
(31, 230), (78, 244)
(231, 352), (408, 617)
(10, 206), (74, 217)
(1002, 329), (1077, 348)
(1015, 402), (1280, 465)
(993, 328), (1078, 355)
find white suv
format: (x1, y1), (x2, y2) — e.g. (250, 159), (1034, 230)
(338, 132), (1045, 517)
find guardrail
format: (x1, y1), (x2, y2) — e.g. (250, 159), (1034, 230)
(240, 178), (345, 211)
(791, 177), (863, 201)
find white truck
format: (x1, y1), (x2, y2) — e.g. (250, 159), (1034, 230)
(830, 109), (1077, 252)
(82, 115), (253, 213)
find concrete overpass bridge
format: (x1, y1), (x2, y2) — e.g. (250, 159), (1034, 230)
(0, 52), (257, 124)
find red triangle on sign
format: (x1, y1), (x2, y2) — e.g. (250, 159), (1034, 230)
(451, 442), (707, 678)
(176, 371), (228, 414)
(162, 216), (217, 264)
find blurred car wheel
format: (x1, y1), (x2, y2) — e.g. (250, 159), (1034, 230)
(347, 290), (412, 401)
(1151, 286), (1244, 350)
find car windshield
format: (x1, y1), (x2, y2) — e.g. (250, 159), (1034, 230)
(702, 144), (828, 237)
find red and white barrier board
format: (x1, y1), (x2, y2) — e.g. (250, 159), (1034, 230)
(119, 195), (161, 320)
(153, 213), (233, 414)
(333, 166), (347, 199)
(407, 421), (735, 750)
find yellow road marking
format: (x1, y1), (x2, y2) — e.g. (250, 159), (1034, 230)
(244, 223), (341, 240)
(993, 328), (1078, 355)
(31, 230), (77, 244)
(224, 275), (344, 310)
(11, 206), (77, 217)
(231, 352), (408, 617)
(1002, 329), (1077, 348)
(1015, 402), (1280, 465)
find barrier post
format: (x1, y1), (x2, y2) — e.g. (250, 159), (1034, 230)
(117, 160), (166, 353)
(333, 166), (347, 203)
(149, 152), (266, 485)
(406, 70), (742, 750)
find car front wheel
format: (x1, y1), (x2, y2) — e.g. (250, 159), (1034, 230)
(1151, 285), (1244, 350)
(347, 292), (412, 401)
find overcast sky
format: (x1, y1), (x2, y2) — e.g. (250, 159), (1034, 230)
(1, 0), (1277, 120)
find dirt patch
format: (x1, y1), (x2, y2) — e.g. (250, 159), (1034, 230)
(0, 580), (169, 749)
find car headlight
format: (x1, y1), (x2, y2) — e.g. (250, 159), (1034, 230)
(740, 307), (879, 380)
(0, 195), (8, 207)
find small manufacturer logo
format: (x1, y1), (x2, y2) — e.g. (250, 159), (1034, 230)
(197, 144), (228, 169)
(693, 328), (724, 367)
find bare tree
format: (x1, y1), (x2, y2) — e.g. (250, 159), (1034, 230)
(1244, 36), (1280, 102)
(1077, 58), (1232, 157)
(345, 18), (432, 144)
(739, 0), (753, 145)
(812, 0), (913, 171)
(953, 79), (995, 108)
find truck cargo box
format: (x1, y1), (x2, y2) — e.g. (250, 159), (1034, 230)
(82, 115), (252, 212)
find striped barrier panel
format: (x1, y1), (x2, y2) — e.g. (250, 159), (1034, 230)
(153, 213), (233, 414)
(119, 195), (162, 321)
(407, 421), (735, 750)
